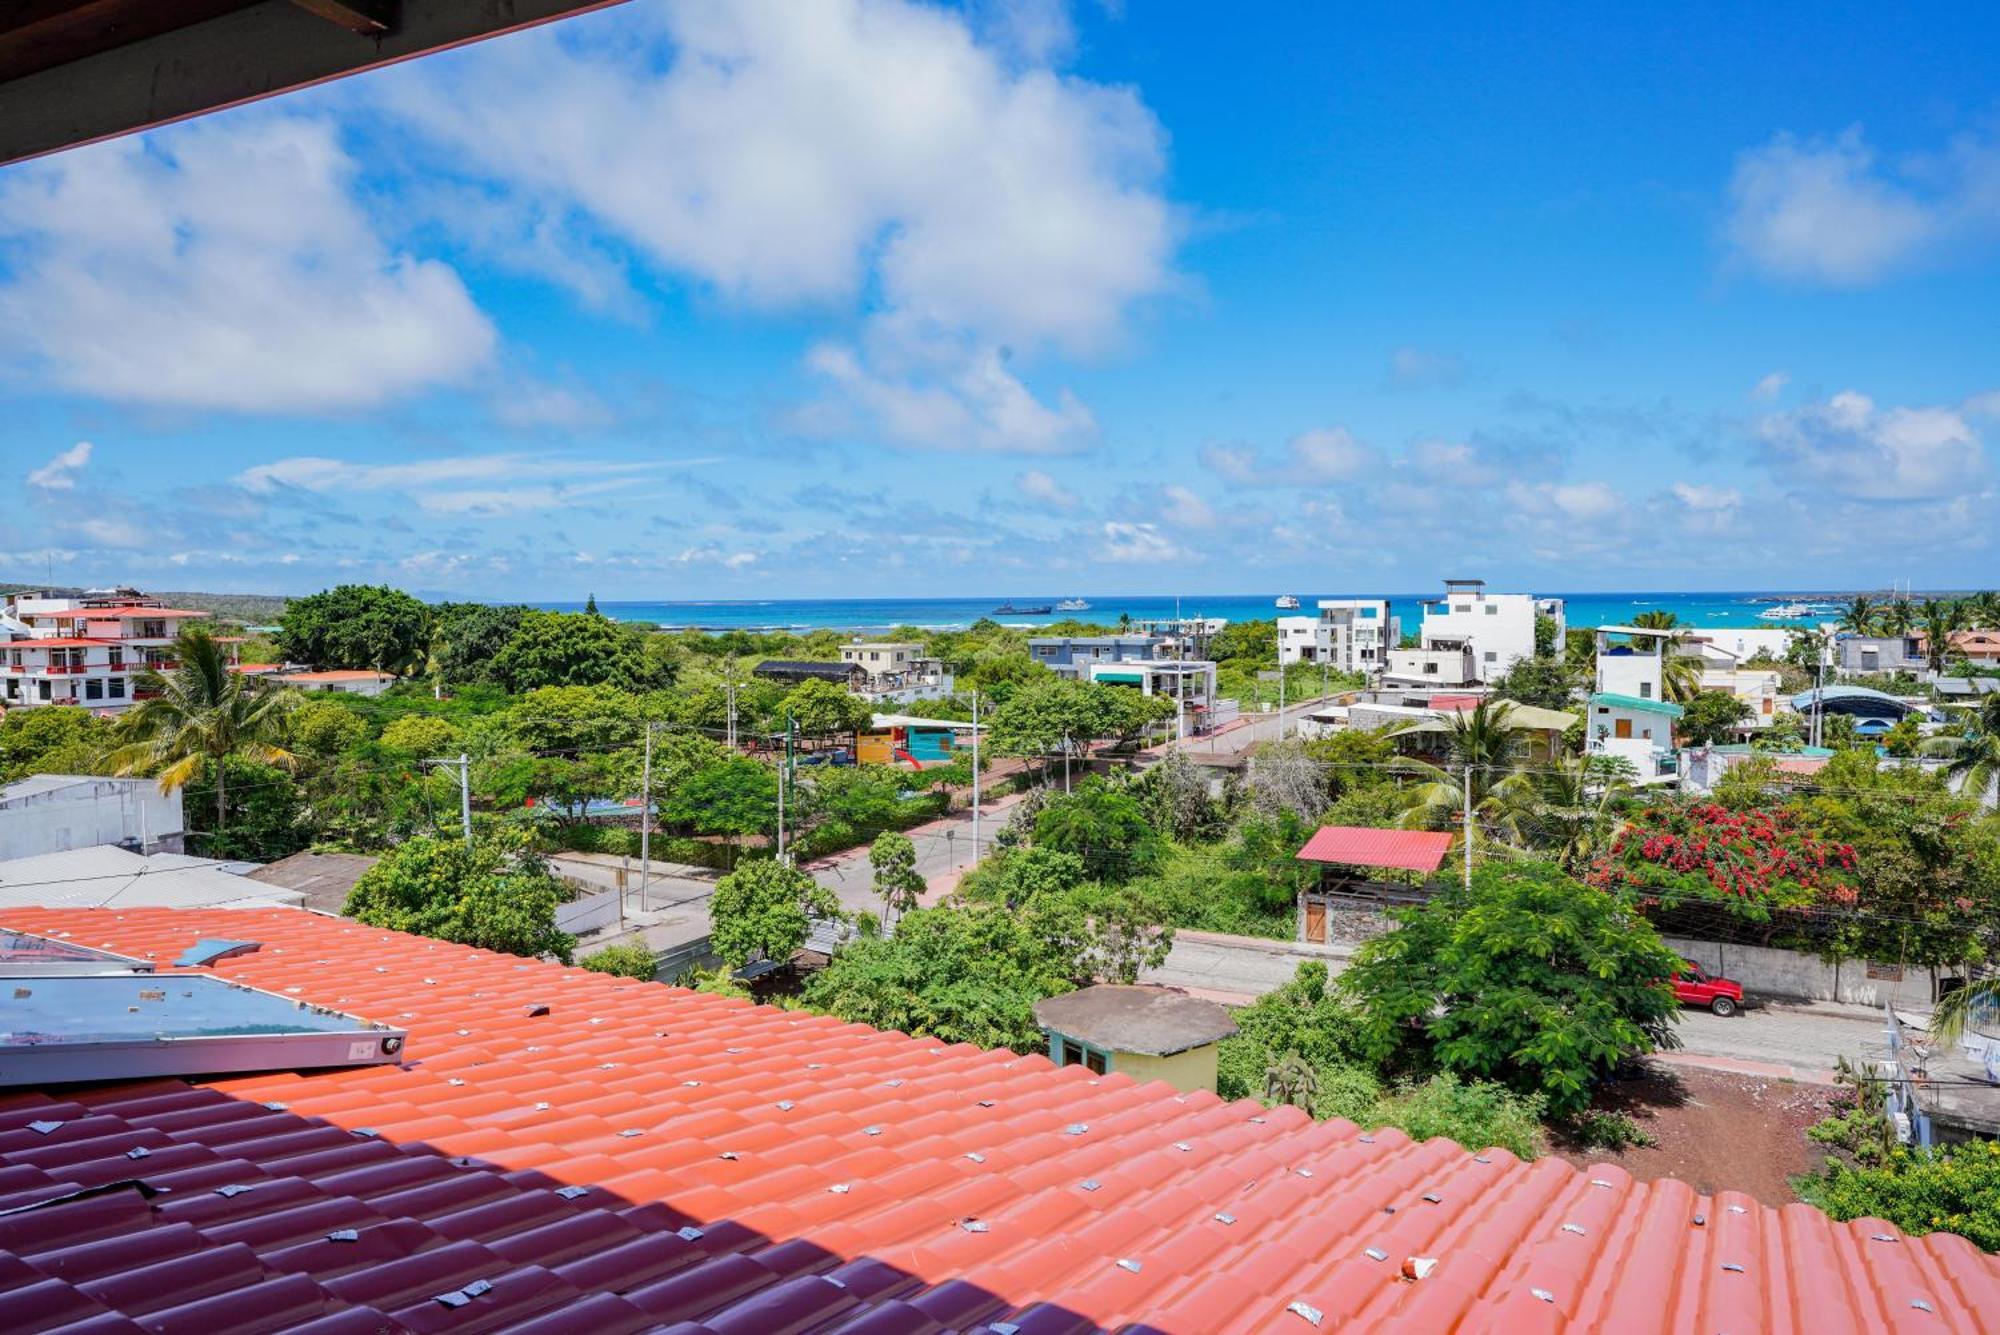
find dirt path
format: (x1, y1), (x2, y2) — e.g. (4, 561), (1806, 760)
(1552, 1064), (1847, 1206)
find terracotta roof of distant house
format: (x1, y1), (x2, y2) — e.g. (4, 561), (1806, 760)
(70, 606), (210, 618)
(1773, 757), (1832, 777)
(1427, 694), (1483, 711)
(1034, 985), (1238, 1056)
(1295, 826), (1454, 872)
(280, 670), (395, 684)
(1, 636), (117, 648)
(1, 907), (1996, 1333)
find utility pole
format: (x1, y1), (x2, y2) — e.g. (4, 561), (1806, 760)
(776, 714), (794, 865)
(726, 682), (737, 749)
(1462, 761), (1473, 893)
(1062, 731), (1071, 793)
(639, 722), (655, 912)
(970, 692), (981, 862)
(1279, 659), (1286, 739)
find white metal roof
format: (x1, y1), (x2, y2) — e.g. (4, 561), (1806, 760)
(0, 846), (302, 912)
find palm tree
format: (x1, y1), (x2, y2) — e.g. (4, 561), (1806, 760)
(1493, 753), (1634, 872)
(1918, 598), (1964, 675)
(1929, 978), (2000, 1049)
(1923, 696), (2000, 806)
(1389, 699), (1530, 834)
(1837, 596), (1880, 637)
(109, 627), (297, 842)
(1628, 612), (1701, 702)
(1879, 598), (1917, 640)
(1630, 610), (1681, 631)
(1967, 590), (2000, 632)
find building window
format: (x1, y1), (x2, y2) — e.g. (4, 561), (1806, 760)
(85, 678), (103, 700)
(109, 679), (126, 700)
(1454, 604), (1471, 614)
(1483, 651), (1497, 662)
(1485, 604), (1498, 615)
(1360, 607), (1377, 618)
(37, 681), (50, 700)
(1423, 663), (1438, 675)
(1639, 682), (1652, 699)
(1058, 1038), (1109, 1075)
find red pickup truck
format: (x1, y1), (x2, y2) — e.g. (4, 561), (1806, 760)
(1672, 961), (1744, 1017)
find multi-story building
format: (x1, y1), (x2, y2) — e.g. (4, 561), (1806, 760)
(1029, 634), (1167, 679)
(1276, 599), (1397, 674)
(1, 588), (224, 715)
(836, 642), (952, 702)
(1084, 658), (1219, 734)
(1588, 625), (1681, 777)
(1408, 579), (1562, 684)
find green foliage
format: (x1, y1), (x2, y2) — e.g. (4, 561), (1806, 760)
(279, 585), (432, 674)
(869, 831), (925, 927)
(183, 757), (306, 860)
(1370, 1074), (1545, 1160)
(344, 831), (575, 962)
(1340, 862), (1682, 1117)
(0, 706), (113, 781)
(432, 603), (526, 686)
(1031, 778), (1165, 881)
(708, 858), (839, 969)
(1679, 690), (1753, 747)
(1882, 715), (1924, 758)
(289, 697), (372, 758)
(1491, 655), (1577, 711)
(1534, 613), (1560, 658)
(490, 611), (660, 693)
(985, 676), (1174, 760)
(663, 758), (777, 861)
(777, 678), (873, 736)
(1208, 620), (1276, 664)
(579, 942), (661, 980)
(1795, 1142), (2000, 1252)
(1566, 1109), (1656, 1151)
(379, 714), (460, 758)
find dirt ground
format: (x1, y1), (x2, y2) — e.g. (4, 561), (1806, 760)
(1552, 1063), (1849, 1206)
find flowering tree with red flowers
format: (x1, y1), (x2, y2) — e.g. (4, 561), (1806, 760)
(1587, 802), (1859, 925)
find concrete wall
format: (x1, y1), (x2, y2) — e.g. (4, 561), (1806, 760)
(0, 779), (184, 859)
(554, 887), (623, 936)
(1666, 935), (1957, 1009)
(1113, 1043), (1220, 1095)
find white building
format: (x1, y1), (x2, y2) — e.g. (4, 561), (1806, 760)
(1085, 659), (1219, 733)
(1276, 599), (1397, 674)
(2, 587), (221, 715)
(1588, 626), (1681, 778)
(0, 775), (185, 859)
(837, 642), (951, 701)
(1384, 641), (1479, 687)
(1408, 580), (1561, 684)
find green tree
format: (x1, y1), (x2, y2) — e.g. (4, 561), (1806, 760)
(490, 611), (659, 693)
(0, 707), (113, 781)
(663, 757), (777, 864)
(1882, 715), (1924, 758)
(1837, 596), (1880, 637)
(1340, 861), (1682, 1116)
(379, 714), (460, 758)
(1679, 689), (1752, 746)
(778, 677), (873, 736)
(1966, 590), (2000, 631)
(288, 696), (370, 759)
(109, 627), (298, 845)
(986, 676), (1173, 770)
(182, 757), (305, 860)
(869, 830), (926, 928)
(1032, 778), (1165, 881)
(431, 603), (526, 686)
(1494, 754), (1633, 873)
(1919, 598), (1964, 676)
(579, 942), (660, 979)
(1533, 613), (1560, 659)
(1389, 698), (1530, 835)
(709, 858), (839, 969)
(344, 831), (574, 961)
(1490, 656), (1578, 711)
(1795, 1146), (2000, 1252)
(1879, 598), (1917, 639)
(278, 585), (432, 674)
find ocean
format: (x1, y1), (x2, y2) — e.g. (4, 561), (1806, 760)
(531, 590), (1860, 634)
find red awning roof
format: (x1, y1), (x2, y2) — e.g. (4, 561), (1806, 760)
(73, 606), (209, 618)
(1295, 825), (1454, 871)
(2, 637), (116, 648)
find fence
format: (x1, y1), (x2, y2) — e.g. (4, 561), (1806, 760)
(554, 887), (622, 937)
(1664, 935), (1956, 1009)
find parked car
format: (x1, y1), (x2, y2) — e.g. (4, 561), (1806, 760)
(1672, 961), (1744, 1017)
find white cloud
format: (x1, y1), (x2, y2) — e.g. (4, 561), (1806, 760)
(492, 381), (616, 432)
(1100, 520), (1182, 563)
(1669, 482), (1743, 512)
(1202, 427), (1377, 488)
(27, 441), (91, 490)
(384, 0), (1171, 355)
(0, 117), (493, 411)
(805, 340), (1095, 453)
(1723, 126), (2000, 285)
(237, 451), (706, 517)
(1017, 468), (1079, 510)
(1158, 484), (1215, 529)
(1749, 371), (1789, 402)
(1757, 390), (1985, 500)
(1505, 480), (1624, 522)
(1386, 345), (1465, 390)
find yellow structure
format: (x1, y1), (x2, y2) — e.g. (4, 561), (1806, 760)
(1032, 984), (1238, 1096)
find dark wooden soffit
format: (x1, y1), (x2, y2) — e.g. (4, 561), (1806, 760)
(0, 0), (627, 168)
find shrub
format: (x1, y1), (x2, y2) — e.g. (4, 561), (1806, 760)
(1794, 1143), (2000, 1252)
(1370, 1075), (1545, 1161)
(1566, 1109), (1656, 1152)
(579, 942), (661, 980)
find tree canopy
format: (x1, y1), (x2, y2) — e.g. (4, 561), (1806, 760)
(490, 610), (660, 693)
(279, 585), (433, 674)
(708, 858), (839, 969)
(344, 831), (574, 962)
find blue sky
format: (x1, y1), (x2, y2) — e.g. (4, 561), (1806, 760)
(3, 0), (1998, 600)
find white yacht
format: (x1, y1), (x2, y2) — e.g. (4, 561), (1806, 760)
(1055, 598), (1091, 612)
(1274, 595), (1301, 610)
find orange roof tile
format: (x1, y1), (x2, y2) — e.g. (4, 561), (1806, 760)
(0, 906), (1994, 1333)
(1296, 826), (1454, 872)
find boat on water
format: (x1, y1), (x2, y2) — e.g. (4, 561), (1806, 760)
(1759, 603), (1813, 620)
(1275, 595), (1301, 610)
(1055, 598), (1092, 612)
(992, 602), (1055, 616)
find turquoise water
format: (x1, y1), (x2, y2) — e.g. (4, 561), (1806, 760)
(531, 590), (1870, 633)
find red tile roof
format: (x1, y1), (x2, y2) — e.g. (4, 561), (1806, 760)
(72, 606), (210, 619)
(2, 907), (1996, 1333)
(1295, 826), (1455, 872)
(0, 637), (117, 648)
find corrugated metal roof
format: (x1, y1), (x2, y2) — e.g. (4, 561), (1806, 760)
(1590, 692), (1687, 719)
(0, 848), (300, 911)
(0, 906), (1995, 1333)
(1294, 826), (1454, 872)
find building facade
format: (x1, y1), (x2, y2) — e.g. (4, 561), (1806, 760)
(837, 643), (951, 700)
(0, 775), (186, 859)
(1276, 598), (1396, 673)
(1409, 580), (1560, 684)
(1, 588), (219, 715)
(1028, 634), (1166, 679)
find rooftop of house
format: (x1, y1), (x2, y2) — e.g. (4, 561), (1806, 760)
(243, 851), (381, 916)
(1031, 985), (1239, 1057)
(0, 849), (295, 912)
(1, 906), (1995, 1332)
